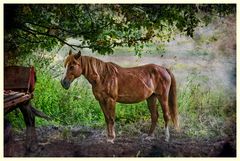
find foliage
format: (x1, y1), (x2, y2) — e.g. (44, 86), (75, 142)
(4, 4), (235, 56)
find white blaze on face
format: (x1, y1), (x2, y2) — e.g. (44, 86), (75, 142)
(62, 63), (69, 80)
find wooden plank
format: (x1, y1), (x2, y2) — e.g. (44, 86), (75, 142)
(4, 93), (25, 102)
(4, 66), (36, 93)
(4, 66), (30, 90)
(4, 90), (19, 95)
(4, 94), (32, 113)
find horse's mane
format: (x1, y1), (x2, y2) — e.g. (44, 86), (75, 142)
(64, 55), (74, 67)
(64, 54), (119, 80)
(80, 56), (119, 79)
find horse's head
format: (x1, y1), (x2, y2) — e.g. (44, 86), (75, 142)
(61, 50), (82, 89)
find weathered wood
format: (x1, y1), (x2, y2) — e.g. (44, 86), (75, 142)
(4, 66), (44, 153)
(4, 94), (32, 113)
(31, 106), (51, 120)
(4, 66), (36, 93)
(4, 92), (25, 102)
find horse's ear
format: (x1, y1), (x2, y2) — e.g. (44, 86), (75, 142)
(74, 50), (81, 59)
(68, 50), (72, 55)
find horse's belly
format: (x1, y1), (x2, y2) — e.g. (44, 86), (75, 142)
(117, 84), (153, 104)
(116, 69), (157, 103)
(117, 96), (149, 104)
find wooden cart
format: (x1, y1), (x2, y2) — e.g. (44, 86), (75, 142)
(4, 66), (49, 152)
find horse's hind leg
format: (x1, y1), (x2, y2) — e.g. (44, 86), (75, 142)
(147, 94), (158, 137)
(157, 93), (171, 142)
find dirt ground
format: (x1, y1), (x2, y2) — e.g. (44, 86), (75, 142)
(4, 125), (236, 157)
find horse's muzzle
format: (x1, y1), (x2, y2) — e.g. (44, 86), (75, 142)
(61, 79), (70, 90)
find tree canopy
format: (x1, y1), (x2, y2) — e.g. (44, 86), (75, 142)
(4, 4), (235, 56)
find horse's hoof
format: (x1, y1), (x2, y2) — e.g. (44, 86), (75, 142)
(107, 138), (114, 144)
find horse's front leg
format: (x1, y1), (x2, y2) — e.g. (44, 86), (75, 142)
(99, 98), (116, 143)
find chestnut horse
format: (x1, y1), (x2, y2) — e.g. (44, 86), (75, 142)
(61, 50), (179, 143)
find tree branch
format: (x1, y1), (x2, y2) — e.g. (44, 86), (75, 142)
(25, 21), (94, 37)
(15, 33), (45, 44)
(19, 25), (90, 50)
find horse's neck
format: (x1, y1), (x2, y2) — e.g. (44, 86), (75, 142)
(80, 56), (104, 84)
(80, 56), (118, 85)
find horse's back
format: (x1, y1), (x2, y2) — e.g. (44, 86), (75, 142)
(115, 63), (170, 103)
(119, 63), (170, 81)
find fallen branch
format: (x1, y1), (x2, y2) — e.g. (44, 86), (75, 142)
(30, 106), (51, 121)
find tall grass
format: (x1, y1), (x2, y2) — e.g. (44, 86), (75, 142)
(32, 72), (105, 127)
(178, 73), (235, 138)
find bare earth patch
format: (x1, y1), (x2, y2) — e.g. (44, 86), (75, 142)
(4, 125), (236, 157)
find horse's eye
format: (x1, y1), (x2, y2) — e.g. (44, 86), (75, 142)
(69, 66), (74, 70)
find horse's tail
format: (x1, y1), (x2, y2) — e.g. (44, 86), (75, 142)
(166, 68), (179, 131)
